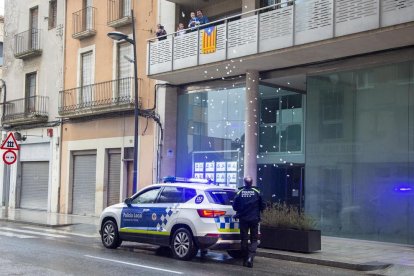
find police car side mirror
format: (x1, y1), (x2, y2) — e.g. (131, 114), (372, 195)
(124, 198), (132, 207)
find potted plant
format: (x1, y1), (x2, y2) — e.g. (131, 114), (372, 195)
(259, 203), (321, 253)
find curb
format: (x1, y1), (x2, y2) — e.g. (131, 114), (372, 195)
(0, 218), (76, 228)
(256, 250), (392, 272)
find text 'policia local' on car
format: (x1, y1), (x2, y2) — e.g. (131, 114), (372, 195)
(99, 177), (242, 260)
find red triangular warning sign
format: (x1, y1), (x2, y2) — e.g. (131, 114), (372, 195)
(1, 132), (20, 150)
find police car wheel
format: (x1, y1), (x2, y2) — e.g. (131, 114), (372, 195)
(227, 250), (244, 259)
(171, 228), (197, 261)
(101, 220), (122, 249)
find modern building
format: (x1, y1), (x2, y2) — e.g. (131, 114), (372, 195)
(0, 15), (5, 206)
(1, 0), (64, 213)
(150, 0), (414, 245)
(59, 0), (158, 216)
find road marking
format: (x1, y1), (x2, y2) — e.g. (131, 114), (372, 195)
(84, 255), (183, 274)
(0, 231), (35, 239)
(23, 226), (99, 238)
(0, 227), (67, 238)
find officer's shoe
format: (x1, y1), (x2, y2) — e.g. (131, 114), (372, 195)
(243, 259), (248, 267)
(246, 257), (253, 268)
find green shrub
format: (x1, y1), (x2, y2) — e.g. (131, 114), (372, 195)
(261, 202), (316, 230)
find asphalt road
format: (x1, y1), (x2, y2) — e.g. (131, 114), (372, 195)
(0, 221), (365, 276)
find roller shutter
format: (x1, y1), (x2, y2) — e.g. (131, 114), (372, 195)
(72, 154), (96, 215)
(20, 162), (49, 210)
(107, 151), (121, 206)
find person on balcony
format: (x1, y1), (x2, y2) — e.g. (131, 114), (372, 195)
(156, 24), (167, 41)
(176, 23), (186, 36)
(196, 9), (209, 26)
(188, 11), (200, 30)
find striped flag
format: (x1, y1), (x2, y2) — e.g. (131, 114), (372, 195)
(201, 26), (217, 54)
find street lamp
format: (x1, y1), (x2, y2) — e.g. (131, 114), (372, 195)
(108, 10), (139, 194)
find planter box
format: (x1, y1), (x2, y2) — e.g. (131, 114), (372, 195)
(259, 225), (321, 253)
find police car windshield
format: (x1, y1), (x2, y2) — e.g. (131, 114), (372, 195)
(205, 190), (236, 205)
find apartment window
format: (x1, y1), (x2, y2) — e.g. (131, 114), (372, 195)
(25, 72), (37, 112)
(84, 0), (93, 30)
(30, 6), (39, 49)
(117, 42), (132, 98)
(121, 0), (131, 17)
(49, 0), (57, 29)
(81, 51), (93, 104)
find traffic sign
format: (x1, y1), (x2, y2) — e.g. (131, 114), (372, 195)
(0, 132), (19, 150)
(3, 150), (17, 165)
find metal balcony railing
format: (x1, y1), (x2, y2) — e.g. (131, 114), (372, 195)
(72, 6), (96, 39)
(59, 77), (141, 116)
(2, 96), (49, 125)
(107, 0), (132, 27)
(14, 29), (42, 59)
(147, 0), (414, 76)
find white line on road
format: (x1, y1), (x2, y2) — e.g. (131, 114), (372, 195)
(0, 227), (67, 238)
(23, 226), (99, 238)
(0, 231), (35, 239)
(84, 255), (183, 274)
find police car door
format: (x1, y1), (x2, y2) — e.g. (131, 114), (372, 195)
(149, 186), (184, 246)
(120, 186), (162, 243)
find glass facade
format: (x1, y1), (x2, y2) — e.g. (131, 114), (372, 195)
(306, 61), (414, 244)
(257, 85), (305, 207)
(259, 86), (303, 154)
(176, 86), (246, 187)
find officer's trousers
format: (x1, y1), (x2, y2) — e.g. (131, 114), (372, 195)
(239, 220), (259, 259)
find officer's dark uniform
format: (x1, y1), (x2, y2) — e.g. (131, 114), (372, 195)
(232, 177), (265, 268)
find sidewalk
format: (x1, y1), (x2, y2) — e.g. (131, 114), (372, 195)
(1, 208), (413, 275)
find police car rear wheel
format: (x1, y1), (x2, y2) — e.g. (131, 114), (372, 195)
(102, 220), (122, 249)
(171, 228), (197, 261)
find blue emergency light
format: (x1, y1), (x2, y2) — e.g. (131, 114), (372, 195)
(163, 176), (213, 184)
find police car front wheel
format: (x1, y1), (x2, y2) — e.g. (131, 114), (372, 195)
(101, 220), (122, 249)
(171, 228), (198, 261)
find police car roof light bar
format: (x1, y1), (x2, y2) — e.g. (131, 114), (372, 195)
(163, 176), (212, 184)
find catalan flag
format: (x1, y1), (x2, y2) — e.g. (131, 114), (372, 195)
(201, 26), (217, 54)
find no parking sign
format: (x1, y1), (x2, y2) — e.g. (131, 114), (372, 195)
(3, 150), (17, 165)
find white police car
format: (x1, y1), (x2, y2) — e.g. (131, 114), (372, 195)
(99, 177), (241, 260)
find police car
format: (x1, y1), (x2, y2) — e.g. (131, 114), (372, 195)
(99, 177), (242, 260)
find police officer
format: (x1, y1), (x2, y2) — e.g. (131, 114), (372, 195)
(232, 176), (265, 268)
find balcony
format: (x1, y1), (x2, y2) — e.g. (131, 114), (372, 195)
(147, 0), (414, 85)
(59, 77), (141, 117)
(14, 29), (42, 59)
(72, 7), (96, 39)
(2, 96), (48, 126)
(107, 0), (133, 28)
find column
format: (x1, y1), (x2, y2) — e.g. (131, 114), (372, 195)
(244, 70), (259, 185)
(158, 85), (177, 179)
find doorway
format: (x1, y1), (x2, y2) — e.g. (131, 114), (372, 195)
(257, 164), (304, 211)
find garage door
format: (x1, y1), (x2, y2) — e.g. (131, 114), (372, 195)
(20, 162), (49, 210)
(72, 154), (96, 215)
(107, 151), (121, 207)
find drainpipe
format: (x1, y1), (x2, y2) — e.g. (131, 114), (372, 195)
(0, 79), (8, 217)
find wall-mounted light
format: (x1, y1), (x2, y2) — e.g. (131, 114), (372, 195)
(14, 132), (26, 141)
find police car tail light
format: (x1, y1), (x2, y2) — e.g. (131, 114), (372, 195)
(197, 209), (226, 218)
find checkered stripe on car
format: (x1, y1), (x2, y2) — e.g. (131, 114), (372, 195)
(156, 203), (180, 231)
(214, 216), (239, 231)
